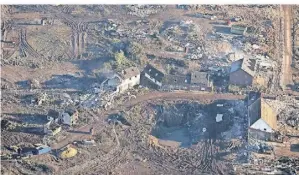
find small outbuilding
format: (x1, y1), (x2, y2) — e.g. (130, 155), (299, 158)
(59, 109), (79, 126)
(32, 145), (51, 155)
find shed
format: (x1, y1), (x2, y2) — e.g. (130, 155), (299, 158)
(33, 145), (51, 155)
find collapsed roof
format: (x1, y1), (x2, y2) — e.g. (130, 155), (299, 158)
(230, 58), (256, 77)
(191, 71), (210, 85)
(143, 64), (165, 82)
(118, 67), (140, 80)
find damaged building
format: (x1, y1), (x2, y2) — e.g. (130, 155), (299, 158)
(116, 67), (140, 93)
(47, 109), (60, 121)
(142, 64), (165, 89)
(107, 66), (140, 94)
(47, 108), (79, 126)
(43, 122), (61, 136)
(190, 71), (213, 91)
(161, 74), (190, 90)
(87, 66), (140, 109)
(141, 65), (213, 91)
(58, 109), (79, 126)
(248, 94), (277, 133)
(44, 110), (61, 136)
(229, 58), (257, 87)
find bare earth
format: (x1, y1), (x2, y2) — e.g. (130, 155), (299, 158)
(281, 5), (293, 89)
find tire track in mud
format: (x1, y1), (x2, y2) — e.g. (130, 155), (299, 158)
(49, 6), (88, 58)
(60, 138), (127, 174)
(19, 29), (43, 58)
(53, 91), (242, 174)
(125, 104), (231, 175)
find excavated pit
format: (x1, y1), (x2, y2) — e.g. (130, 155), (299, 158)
(151, 100), (246, 148)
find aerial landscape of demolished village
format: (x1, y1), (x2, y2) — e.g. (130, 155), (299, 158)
(1, 4), (299, 174)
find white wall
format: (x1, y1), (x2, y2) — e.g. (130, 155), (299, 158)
(118, 74), (140, 93)
(250, 119), (273, 133)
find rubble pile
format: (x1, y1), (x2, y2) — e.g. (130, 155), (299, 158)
(186, 46), (205, 60)
(1, 78), (16, 90)
(95, 18), (157, 46)
(94, 19), (120, 37)
(263, 99), (287, 114)
(276, 157), (299, 175)
(160, 20), (202, 47)
(242, 156), (299, 175)
(2, 5), (298, 175)
(1, 119), (17, 131)
(286, 116), (299, 129)
(125, 5), (166, 18)
(279, 108), (299, 130)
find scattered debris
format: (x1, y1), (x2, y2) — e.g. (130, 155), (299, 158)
(1, 5), (298, 175)
(1, 119), (16, 131)
(107, 113), (131, 127)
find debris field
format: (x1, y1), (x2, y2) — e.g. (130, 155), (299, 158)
(1, 5), (299, 175)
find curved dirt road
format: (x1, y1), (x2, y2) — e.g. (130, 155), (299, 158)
(51, 91), (244, 149)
